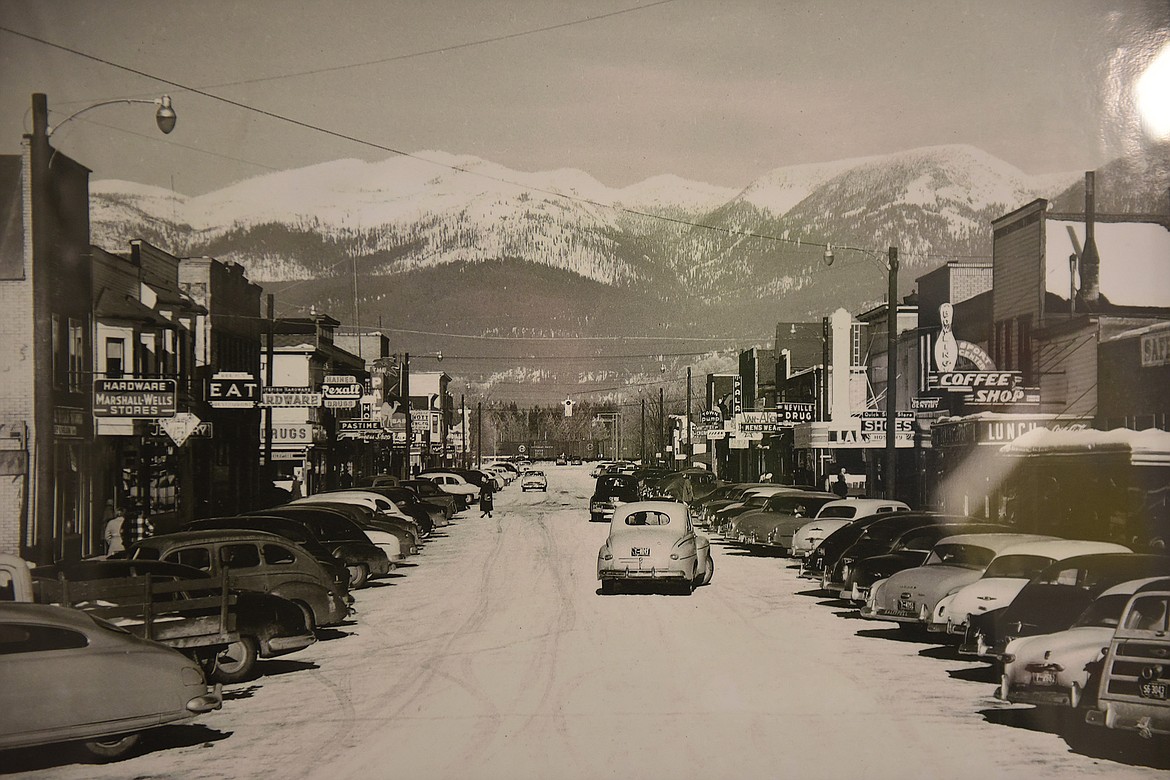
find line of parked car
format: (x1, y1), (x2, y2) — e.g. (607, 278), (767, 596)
(684, 478), (1170, 746)
(0, 464), (517, 763)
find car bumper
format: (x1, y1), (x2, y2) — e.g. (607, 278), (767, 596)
(999, 680), (1078, 708)
(262, 632), (318, 658)
(1085, 703), (1170, 737)
(186, 683), (224, 714)
(598, 568), (690, 581)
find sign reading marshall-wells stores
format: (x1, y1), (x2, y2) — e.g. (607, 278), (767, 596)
(93, 379), (177, 418)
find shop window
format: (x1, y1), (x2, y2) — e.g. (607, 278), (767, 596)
(220, 544), (260, 570)
(105, 338), (125, 379)
(263, 545), (296, 566)
(68, 318), (85, 392)
(51, 314), (63, 389)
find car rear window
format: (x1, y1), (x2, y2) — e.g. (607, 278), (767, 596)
(625, 511), (671, 526)
(818, 506), (857, 519)
(982, 554), (1054, 580)
(925, 543), (997, 569)
(220, 544), (261, 569)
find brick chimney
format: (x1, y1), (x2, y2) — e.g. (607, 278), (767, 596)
(1078, 170), (1101, 309)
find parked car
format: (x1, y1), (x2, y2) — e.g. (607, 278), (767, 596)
(861, 534), (1057, 629)
(181, 515), (351, 589)
(838, 522), (1013, 604)
(930, 539), (1132, 637)
(360, 485), (442, 533)
(288, 495), (411, 562)
(712, 486), (805, 535)
(1085, 585), (1170, 738)
(417, 471), (480, 508)
(789, 498), (911, 558)
(816, 512), (974, 594)
(962, 553), (1170, 659)
(520, 470), (547, 492)
(590, 461), (616, 479)
(32, 558), (316, 684)
(1000, 576), (1170, 711)
(0, 602), (222, 760)
(654, 469), (720, 504)
(589, 473), (639, 522)
(692, 483), (768, 528)
(129, 529), (352, 629)
(732, 490), (838, 552)
(597, 501), (713, 595)
(400, 478), (458, 521)
(242, 508), (391, 588)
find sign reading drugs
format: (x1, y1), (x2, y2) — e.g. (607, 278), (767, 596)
(94, 379), (177, 418)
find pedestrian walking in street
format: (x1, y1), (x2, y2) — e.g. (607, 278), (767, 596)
(339, 465), (353, 489)
(103, 507), (126, 556)
(832, 468), (849, 498)
(480, 482), (495, 518)
(120, 506), (155, 549)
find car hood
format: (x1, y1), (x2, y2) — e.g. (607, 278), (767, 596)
(853, 551), (928, 580)
(996, 585), (1096, 640)
(948, 578), (1030, 622)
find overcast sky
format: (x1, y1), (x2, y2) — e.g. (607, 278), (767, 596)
(1, 0), (1167, 196)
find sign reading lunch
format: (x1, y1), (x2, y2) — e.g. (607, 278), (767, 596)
(93, 379), (177, 418)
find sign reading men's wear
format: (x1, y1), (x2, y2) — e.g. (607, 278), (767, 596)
(94, 379), (177, 418)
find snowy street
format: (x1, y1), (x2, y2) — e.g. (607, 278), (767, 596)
(4, 464), (1167, 779)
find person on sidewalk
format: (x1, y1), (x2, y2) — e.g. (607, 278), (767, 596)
(479, 482), (495, 518)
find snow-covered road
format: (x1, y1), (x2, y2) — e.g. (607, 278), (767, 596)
(4, 465), (1166, 778)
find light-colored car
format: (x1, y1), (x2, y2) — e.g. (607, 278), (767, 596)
(0, 602), (222, 760)
(597, 501), (713, 595)
(521, 470), (548, 492)
(861, 534), (1056, 628)
(418, 471), (480, 508)
(1085, 586), (1170, 738)
(789, 499), (912, 558)
(930, 539), (1131, 636)
(999, 577), (1169, 710)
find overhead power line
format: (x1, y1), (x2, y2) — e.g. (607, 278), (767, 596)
(0, 24), (982, 266)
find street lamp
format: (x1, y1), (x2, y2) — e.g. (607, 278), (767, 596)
(823, 244), (900, 500)
(47, 95), (177, 138)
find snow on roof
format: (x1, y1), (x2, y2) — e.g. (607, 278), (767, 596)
(1000, 427), (1170, 461)
(1046, 219), (1170, 308)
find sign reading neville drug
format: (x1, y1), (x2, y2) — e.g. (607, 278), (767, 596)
(94, 379), (177, 418)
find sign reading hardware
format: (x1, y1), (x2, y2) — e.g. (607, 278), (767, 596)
(94, 379), (177, 418)
(260, 386), (322, 408)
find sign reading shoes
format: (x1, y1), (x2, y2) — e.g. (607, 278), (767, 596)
(322, 375), (363, 409)
(94, 379), (177, 418)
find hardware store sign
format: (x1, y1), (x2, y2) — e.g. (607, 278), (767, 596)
(94, 379), (177, 418)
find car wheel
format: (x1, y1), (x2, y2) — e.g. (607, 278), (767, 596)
(82, 732), (142, 761)
(347, 563), (369, 589)
(701, 556), (714, 586)
(211, 635), (259, 684)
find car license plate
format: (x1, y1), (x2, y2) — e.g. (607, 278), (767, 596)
(897, 598), (915, 612)
(1140, 682), (1168, 700)
(631, 547), (650, 557)
(1030, 671), (1057, 687)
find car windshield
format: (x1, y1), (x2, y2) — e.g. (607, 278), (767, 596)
(526, 472), (545, 478)
(744, 495), (769, 508)
(924, 543), (997, 569)
(865, 521), (921, 544)
(818, 506), (857, 519)
(982, 554), (1055, 579)
(1072, 593), (1131, 629)
(624, 511), (671, 526)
